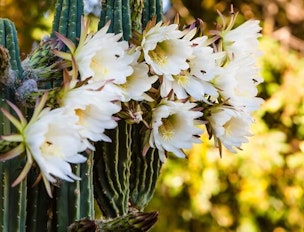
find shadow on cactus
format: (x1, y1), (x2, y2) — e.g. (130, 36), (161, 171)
(0, 1), (263, 231)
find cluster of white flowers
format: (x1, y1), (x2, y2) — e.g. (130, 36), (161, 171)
(0, 12), (263, 195)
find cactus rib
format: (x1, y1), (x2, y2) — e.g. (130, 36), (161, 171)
(122, 0), (131, 40)
(94, 121), (132, 218)
(0, 18), (26, 232)
(0, 19), (22, 79)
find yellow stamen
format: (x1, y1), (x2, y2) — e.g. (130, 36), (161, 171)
(159, 115), (177, 141)
(41, 141), (62, 157)
(173, 72), (189, 86)
(75, 108), (87, 127)
(148, 41), (169, 66)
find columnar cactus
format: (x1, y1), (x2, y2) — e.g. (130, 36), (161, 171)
(0, 18), (27, 232)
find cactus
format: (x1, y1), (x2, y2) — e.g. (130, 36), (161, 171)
(49, 1), (95, 231)
(51, 0), (84, 46)
(129, 124), (162, 211)
(93, 121), (132, 218)
(0, 0), (163, 231)
(68, 211), (158, 232)
(99, 0), (132, 40)
(0, 18), (27, 232)
(94, 0), (163, 216)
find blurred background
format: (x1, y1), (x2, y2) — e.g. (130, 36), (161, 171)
(1, 0), (304, 231)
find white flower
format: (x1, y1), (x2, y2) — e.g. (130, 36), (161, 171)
(74, 23), (134, 84)
(190, 36), (223, 81)
(149, 100), (203, 161)
(0, 94), (88, 197)
(207, 106), (253, 152)
(61, 81), (122, 142)
(25, 108), (87, 185)
(118, 51), (158, 102)
(213, 57), (264, 112)
(161, 71), (209, 100)
(188, 36), (225, 98)
(142, 22), (192, 75)
(221, 20), (262, 60)
(160, 36), (224, 100)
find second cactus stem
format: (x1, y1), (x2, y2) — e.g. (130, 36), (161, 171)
(92, 1), (163, 231)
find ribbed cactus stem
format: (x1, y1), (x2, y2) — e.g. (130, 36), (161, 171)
(113, 0), (123, 35)
(79, 152), (95, 218)
(52, 155), (94, 231)
(51, 0), (84, 46)
(25, 179), (49, 232)
(99, 0), (114, 32)
(130, 0), (144, 31)
(0, 18), (26, 232)
(0, 18), (22, 78)
(93, 1), (164, 229)
(94, 121), (132, 218)
(142, 0), (163, 27)
(129, 124), (162, 211)
(50, 1), (96, 230)
(99, 0), (132, 40)
(122, 0), (132, 40)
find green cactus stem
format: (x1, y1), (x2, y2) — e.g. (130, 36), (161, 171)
(129, 124), (162, 211)
(142, 0), (163, 28)
(99, 0), (132, 40)
(122, 0), (132, 40)
(0, 18), (27, 232)
(48, 153), (94, 231)
(0, 18), (22, 79)
(49, 1), (96, 231)
(25, 172), (50, 232)
(130, 0), (145, 32)
(93, 0), (164, 228)
(51, 0), (84, 46)
(99, 0), (114, 33)
(93, 121), (132, 218)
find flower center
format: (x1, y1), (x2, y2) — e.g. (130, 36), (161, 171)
(90, 57), (108, 76)
(223, 117), (237, 136)
(173, 71), (189, 86)
(75, 108), (88, 127)
(159, 115), (177, 141)
(148, 41), (169, 66)
(41, 141), (62, 157)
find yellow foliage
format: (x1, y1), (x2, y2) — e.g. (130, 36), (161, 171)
(149, 36), (304, 231)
